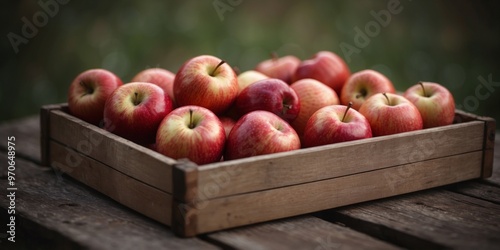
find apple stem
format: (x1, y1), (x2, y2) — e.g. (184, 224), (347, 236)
(342, 102), (353, 122)
(282, 104), (292, 114)
(419, 82), (428, 97)
(382, 93), (391, 105)
(211, 60), (226, 76)
(188, 109), (195, 129)
(79, 81), (94, 95)
(133, 92), (140, 106)
(271, 52), (278, 61)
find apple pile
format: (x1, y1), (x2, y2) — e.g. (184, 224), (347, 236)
(67, 51), (455, 165)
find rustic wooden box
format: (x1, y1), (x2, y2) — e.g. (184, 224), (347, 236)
(40, 103), (495, 237)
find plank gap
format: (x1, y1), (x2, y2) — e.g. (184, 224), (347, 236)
(314, 209), (449, 250)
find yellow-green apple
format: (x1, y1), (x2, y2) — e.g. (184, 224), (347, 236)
(292, 51), (350, 94)
(67, 69), (123, 125)
(255, 53), (300, 84)
(219, 116), (236, 138)
(359, 93), (423, 136)
(303, 103), (372, 147)
(131, 68), (176, 105)
(156, 106), (226, 164)
(403, 82), (455, 128)
(174, 55), (238, 114)
(236, 78), (300, 123)
(237, 70), (269, 93)
(290, 78), (340, 136)
(103, 82), (173, 145)
(224, 111), (300, 160)
(341, 69), (395, 110)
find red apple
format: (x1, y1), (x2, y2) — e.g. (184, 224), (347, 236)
(292, 51), (350, 94)
(340, 69), (395, 110)
(290, 78), (340, 136)
(103, 82), (173, 144)
(131, 68), (176, 105)
(403, 82), (455, 128)
(303, 103), (372, 147)
(67, 69), (123, 125)
(255, 53), (300, 84)
(224, 111), (300, 160)
(219, 116), (236, 138)
(174, 55), (238, 114)
(359, 93), (423, 136)
(156, 106), (225, 165)
(235, 78), (300, 123)
(237, 70), (269, 93)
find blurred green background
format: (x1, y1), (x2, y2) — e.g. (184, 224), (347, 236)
(1, 0), (499, 124)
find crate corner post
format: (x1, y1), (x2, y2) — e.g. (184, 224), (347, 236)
(172, 159), (200, 237)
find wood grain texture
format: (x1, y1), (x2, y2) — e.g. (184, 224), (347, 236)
(187, 151), (482, 234)
(195, 121), (485, 200)
(0, 115), (41, 162)
(0, 155), (219, 250)
(448, 181), (500, 204)
(206, 216), (401, 250)
(49, 109), (175, 193)
(321, 190), (500, 250)
(50, 140), (172, 226)
(484, 136), (500, 186)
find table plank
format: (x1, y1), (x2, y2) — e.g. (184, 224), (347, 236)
(448, 181), (500, 204)
(205, 216), (401, 250)
(0, 115), (41, 163)
(317, 189), (500, 250)
(0, 155), (219, 250)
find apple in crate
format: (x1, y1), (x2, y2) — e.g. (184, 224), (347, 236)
(224, 111), (300, 160)
(255, 54), (300, 84)
(156, 106), (226, 165)
(359, 93), (423, 136)
(292, 51), (350, 94)
(237, 70), (269, 93)
(290, 78), (340, 136)
(340, 69), (395, 110)
(174, 55), (238, 114)
(67, 69), (123, 125)
(219, 116), (236, 138)
(103, 82), (173, 145)
(403, 82), (455, 128)
(131, 68), (176, 105)
(236, 78), (300, 123)
(303, 103), (372, 147)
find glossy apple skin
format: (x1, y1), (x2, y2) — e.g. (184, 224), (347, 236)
(237, 70), (269, 93)
(290, 78), (340, 136)
(255, 55), (300, 84)
(403, 82), (455, 128)
(131, 68), (176, 105)
(224, 111), (301, 160)
(174, 55), (238, 114)
(156, 105), (226, 165)
(293, 51), (350, 94)
(68, 69), (123, 125)
(103, 82), (173, 145)
(236, 78), (300, 123)
(303, 105), (372, 147)
(359, 93), (423, 136)
(341, 69), (395, 110)
(219, 116), (236, 138)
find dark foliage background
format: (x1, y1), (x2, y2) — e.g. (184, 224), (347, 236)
(1, 0), (499, 124)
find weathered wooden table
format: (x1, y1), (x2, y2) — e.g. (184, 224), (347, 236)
(1, 115), (499, 249)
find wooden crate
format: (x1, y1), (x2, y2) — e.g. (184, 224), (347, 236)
(40, 103), (495, 237)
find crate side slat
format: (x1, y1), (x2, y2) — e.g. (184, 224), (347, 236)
(49, 140), (172, 225)
(195, 121), (485, 201)
(40, 103), (66, 166)
(188, 151), (482, 235)
(49, 109), (175, 193)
